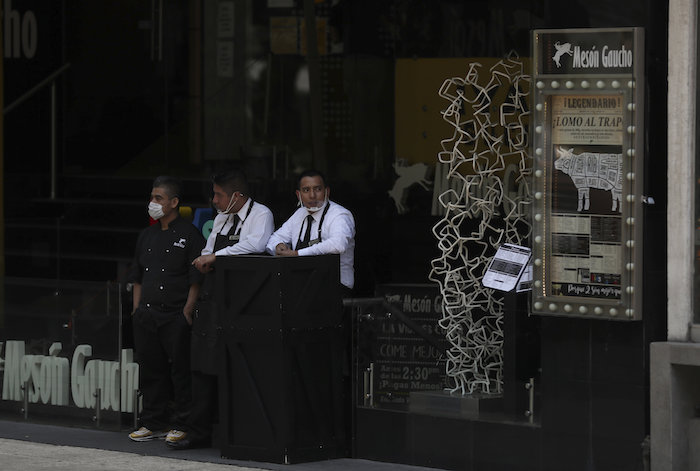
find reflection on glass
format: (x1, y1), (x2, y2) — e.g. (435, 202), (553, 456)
(0, 278), (128, 430)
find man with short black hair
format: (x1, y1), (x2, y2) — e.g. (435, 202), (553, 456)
(128, 176), (205, 442)
(266, 169), (355, 292)
(266, 170), (355, 452)
(166, 169), (274, 450)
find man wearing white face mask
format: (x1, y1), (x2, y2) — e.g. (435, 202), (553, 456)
(127, 176), (205, 442)
(266, 169), (356, 292)
(266, 170), (356, 452)
(192, 170), (274, 272)
(166, 169), (274, 450)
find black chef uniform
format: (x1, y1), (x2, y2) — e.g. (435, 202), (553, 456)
(128, 216), (205, 433)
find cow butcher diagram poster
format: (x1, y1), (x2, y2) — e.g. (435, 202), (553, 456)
(549, 94), (623, 300)
(531, 27), (644, 320)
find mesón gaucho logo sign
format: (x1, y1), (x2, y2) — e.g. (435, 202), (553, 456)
(536, 30), (636, 75)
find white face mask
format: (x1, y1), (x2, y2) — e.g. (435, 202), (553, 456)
(299, 190), (328, 213)
(148, 201), (165, 220)
(218, 194), (238, 215)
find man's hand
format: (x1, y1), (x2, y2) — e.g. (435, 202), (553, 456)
(183, 306), (194, 326)
(192, 254), (216, 273)
(275, 243), (298, 257)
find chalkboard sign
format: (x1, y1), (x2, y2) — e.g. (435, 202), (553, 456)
(360, 284), (448, 406)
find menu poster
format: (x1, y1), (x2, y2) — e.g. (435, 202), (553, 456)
(548, 94), (624, 299)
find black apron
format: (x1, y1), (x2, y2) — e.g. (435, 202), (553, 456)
(295, 202), (330, 250)
(190, 204), (251, 374)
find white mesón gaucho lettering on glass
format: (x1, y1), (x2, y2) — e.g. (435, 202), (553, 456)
(1, 341), (140, 413)
(4, 0), (39, 59)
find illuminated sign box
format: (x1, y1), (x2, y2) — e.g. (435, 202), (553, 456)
(530, 28), (644, 320)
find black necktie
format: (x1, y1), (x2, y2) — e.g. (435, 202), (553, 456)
(230, 214), (241, 235)
(301, 215), (314, 244)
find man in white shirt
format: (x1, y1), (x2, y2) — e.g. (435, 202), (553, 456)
(167, 169), (274, 450)
(267, 170), (355, 453)
(266, 169), (356, 292)
(195, 175), (274, 267)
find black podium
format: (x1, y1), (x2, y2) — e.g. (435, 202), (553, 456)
(215, 255), (347, 464)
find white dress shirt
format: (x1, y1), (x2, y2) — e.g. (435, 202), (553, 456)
(266, 201), (356, 289)
(202, 199), (274, 256)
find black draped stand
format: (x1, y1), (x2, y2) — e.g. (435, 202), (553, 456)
(215, 254), (348, 464)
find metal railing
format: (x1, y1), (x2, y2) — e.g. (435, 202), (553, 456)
(3, 62), (71, 200)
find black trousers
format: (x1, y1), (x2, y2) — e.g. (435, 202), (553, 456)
(132, 307), (192, 431)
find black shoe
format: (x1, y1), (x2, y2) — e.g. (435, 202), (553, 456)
(166, 435), (210, 450)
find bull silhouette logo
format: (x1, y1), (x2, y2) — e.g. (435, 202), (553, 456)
(554, 147), (622, 212)
(552, 41), (573, 68)
(388, 160), (432, 214)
